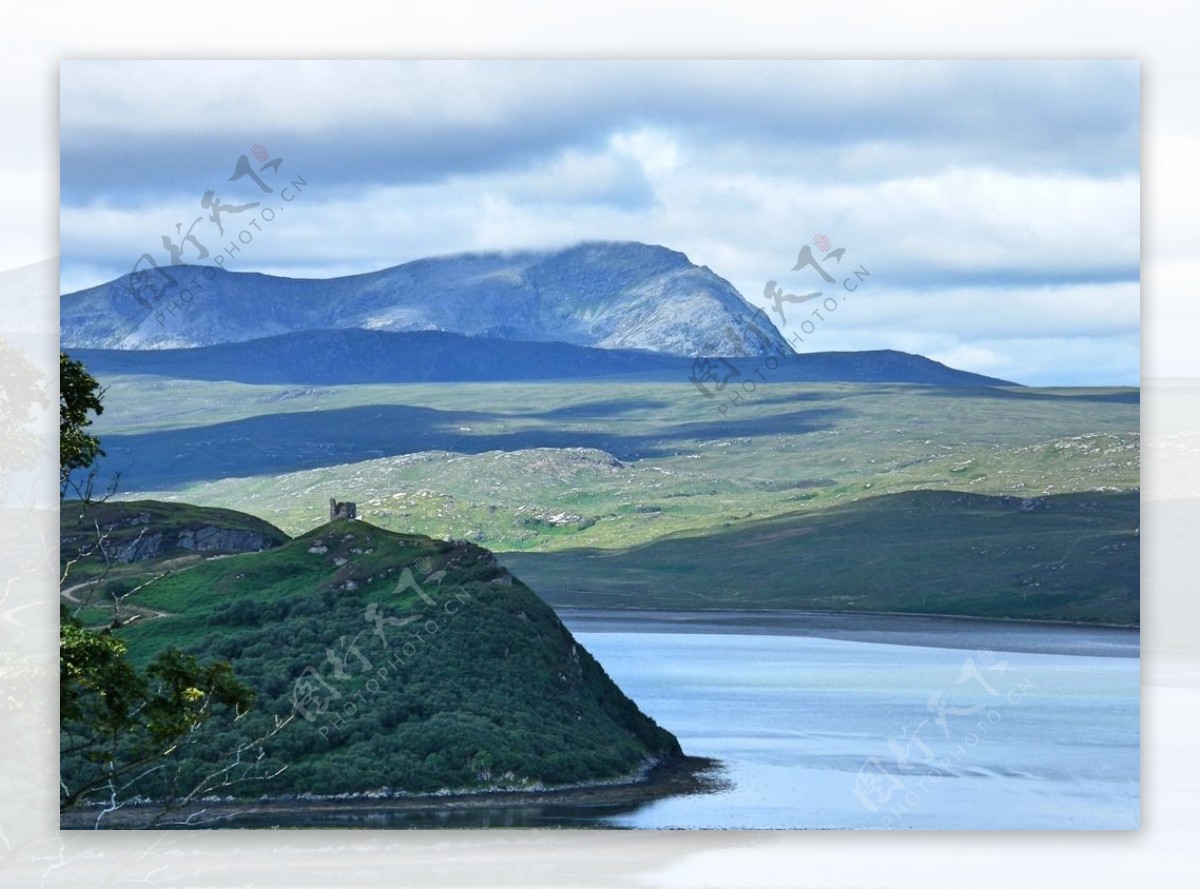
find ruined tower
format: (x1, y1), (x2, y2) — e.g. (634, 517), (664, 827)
(329, 498), (357, 521)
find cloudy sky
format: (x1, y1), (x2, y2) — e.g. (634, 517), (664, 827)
(59, 60), (1139, 385)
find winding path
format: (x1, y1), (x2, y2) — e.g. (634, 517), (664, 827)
(60, 578), (172, 626)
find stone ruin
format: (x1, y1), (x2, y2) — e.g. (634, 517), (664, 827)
(329, 498), (357, 521)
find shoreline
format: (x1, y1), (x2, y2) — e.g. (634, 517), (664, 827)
(59, 755), (725, 830)
(553, 602), (1140, 631)
(555, 606), (1140, 658)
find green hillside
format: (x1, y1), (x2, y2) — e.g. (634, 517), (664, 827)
(502, 489), (1140, 625)
(60, 512), (682, 805)
(78, 378), (1138, 625)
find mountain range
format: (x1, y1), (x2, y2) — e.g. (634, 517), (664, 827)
(60, 241), (794, 356)
(61, 240), (1022, 387)
(68, 329), (1017, 387)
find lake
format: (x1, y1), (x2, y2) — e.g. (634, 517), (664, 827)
(565, 611), (1139, 830)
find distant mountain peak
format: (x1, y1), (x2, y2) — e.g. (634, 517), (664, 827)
(60, 241), (793, 357)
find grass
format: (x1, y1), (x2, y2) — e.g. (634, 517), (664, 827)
(77, 376), (1139, 623)
(91, 378), (1138, 547)
(110, 520), (446, 661)
(500, 489), (1140, 624)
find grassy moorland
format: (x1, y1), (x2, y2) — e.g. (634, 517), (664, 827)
(84, 376), (1139, 623)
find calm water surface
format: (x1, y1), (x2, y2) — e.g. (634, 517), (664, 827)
(570, 623), (1138, 829)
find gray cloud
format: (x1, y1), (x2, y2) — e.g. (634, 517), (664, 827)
(60, 60), (1139, 197)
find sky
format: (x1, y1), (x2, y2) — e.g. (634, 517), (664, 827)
(59, 60), (1140, 386)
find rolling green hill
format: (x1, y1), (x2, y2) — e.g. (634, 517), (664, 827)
(501, 489), (1140, 625)
(77, 378), (1139, 625)
(60, 508), (683, 805)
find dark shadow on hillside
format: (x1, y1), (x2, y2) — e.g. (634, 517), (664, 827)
(92, 403), (847, 490)
(638, 407), (847, 443)
(921, 387), (1140, 405)
(500, 489), (1141, 626)
(525, 398), (675, 419)
(731, 387), (906, 408)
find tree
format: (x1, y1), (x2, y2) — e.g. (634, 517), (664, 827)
(59, 351), (106, 500)
(59, 615), (257, 814)
(58, 353), (279, 823)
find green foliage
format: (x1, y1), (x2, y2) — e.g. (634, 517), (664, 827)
(58, 356), (264, 815)
(76, 520), (682, 800)
(59, 608), (255, 812)
(60, 606), (138, 729)
(59, 351), (105, 496)
(142, 650), (255, 742)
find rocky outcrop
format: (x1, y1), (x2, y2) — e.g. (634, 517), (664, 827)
(112, 525), (277, 563)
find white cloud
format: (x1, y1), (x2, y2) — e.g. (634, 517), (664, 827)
(609, 128), (682, 180)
